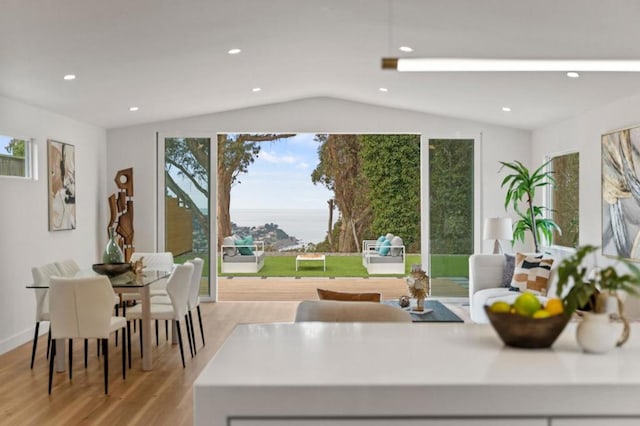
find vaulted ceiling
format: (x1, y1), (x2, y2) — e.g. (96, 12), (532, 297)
(2, 0), (640, 130)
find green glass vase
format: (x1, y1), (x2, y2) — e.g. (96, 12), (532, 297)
(103, 227), (124, 263)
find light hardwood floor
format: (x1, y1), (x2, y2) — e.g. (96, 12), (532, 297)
(3, 278), (468, 425)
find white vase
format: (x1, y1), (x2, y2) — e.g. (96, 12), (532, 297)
(576, 312), (619, 354)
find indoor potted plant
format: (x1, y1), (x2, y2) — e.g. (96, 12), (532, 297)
(555, 244), (640, 352)
(500, 160), (561, 253)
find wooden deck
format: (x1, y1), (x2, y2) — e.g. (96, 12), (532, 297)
(217, 276), (469, 301)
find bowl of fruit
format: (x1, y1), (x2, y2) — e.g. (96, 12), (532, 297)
(485, 293), (570, 349)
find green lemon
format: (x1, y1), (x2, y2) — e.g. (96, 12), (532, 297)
(489, 301), (511, 313)
(513, 293), (542, 317)
(532, 309), (551, 319)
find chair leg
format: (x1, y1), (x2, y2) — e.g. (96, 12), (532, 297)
(188, 311), (197, 355)
(197, 306), (205, 347)
(30, 321), (40, 369)
(84, 339), (88, 368)
(102, 339), (109, 395)
(185, 314), (194, 358)
(48, 339), (56, 394)
(165, 320), (168, 340)
(127, 321), (132, 369)
(155, 320), (159, 346)
(139, 320), (143, 358)
(46, 328), (51, 360)
(68, 339), (73, 380)
(115, 304), (119, 347)
(175, 320), (186, 368)
(122, 327), (127, 380)
(97, 339), (100, 358)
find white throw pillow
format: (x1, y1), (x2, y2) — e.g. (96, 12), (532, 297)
(390, 236), (404, 257)
(222, 236), (237, 257)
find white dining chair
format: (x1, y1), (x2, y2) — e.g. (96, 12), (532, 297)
(54, 259), (80, 277)
(126, 263), (193, 368)
(151, 258), (204, 357)
(30, 263), (61, 369)
(48, 275), (127, 394)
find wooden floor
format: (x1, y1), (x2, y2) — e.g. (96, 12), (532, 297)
(1, 278), (469, 425)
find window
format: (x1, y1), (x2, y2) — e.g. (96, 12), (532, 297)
(0, 134), (35, 178)
(548, 152), (579, 248)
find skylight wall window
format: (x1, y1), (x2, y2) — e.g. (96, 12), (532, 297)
(0, 134), (35, 179)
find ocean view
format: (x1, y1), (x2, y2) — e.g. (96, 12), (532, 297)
(230, 208), (329, 245)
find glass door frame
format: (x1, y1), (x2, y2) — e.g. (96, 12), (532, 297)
(156, 132), (218, 301)
(420, 133), (482, 294)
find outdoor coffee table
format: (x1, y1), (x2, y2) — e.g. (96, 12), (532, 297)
(295, 254), (326, 271)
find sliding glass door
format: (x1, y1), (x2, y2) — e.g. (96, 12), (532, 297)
(163, 137), (211, 297)
(428, 139), (474, 297)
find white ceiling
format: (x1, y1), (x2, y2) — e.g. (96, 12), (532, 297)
(3, 0), (640, 130)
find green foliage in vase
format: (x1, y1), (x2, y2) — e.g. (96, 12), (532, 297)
(500, 160), (561, 253)
(556, 245), (640, 315)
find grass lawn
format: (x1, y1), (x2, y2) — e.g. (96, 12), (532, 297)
(218, 254), (422, 278)
(174, 253), (468, 278)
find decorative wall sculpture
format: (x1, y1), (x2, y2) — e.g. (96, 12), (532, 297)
(602, 125), (640, 260)
(107, 168), (135, 261)
(48, 139), (76, 231)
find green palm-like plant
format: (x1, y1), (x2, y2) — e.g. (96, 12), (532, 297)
(500, 160), (561, 253)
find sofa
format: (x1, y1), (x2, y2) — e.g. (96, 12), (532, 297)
(468, 253), (559, 323)
(361, 234), (406, 275)
(220, 237), (265, 273)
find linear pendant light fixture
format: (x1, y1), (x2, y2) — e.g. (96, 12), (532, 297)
(382, 57), (640, 72)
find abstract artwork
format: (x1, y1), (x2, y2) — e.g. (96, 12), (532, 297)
(48, 140), (76, 231)
(602, 125), (640, 260)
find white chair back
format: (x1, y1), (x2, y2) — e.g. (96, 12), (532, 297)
(165, 263), (194, 319)
(49, 276), (115, 339)
(186, 258), (204, 309)
(31, 263), (61, 321)
(54, 259), (81, 277)
(130, 252), (174, 272)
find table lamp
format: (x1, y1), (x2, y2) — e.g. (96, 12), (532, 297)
(483, 217), (513, 254)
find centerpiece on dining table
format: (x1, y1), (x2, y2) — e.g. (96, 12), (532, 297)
(406, 264), (430, 311)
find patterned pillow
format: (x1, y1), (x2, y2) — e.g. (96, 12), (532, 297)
(222, 236), (237, 257)
(510, 253), (554, 295)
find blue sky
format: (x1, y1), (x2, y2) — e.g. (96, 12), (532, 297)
(0, 135), (11, 153)
(230, 133), (333, 210)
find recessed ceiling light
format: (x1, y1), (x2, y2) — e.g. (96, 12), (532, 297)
(252, 87), (261, 92)
(129, 106), (139, 112)
(566, 71), (580, 78)
(228, 48), (242, 55)
(502, 106), (512, 112)
(379, 87), (388, 92)
(63, 74), (76, 81)
(399, 46), (413, 52)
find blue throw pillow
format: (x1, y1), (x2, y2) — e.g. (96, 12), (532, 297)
(375, 235), (386, 251)
(379, 240), (392, 256)
(235, 236), (254, 255)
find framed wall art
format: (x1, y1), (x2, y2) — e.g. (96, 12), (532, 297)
(602, 125), (640, 260)
(48, 139), (76, 231)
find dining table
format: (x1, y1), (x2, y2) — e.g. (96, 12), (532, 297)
(27, 269), (169, 372)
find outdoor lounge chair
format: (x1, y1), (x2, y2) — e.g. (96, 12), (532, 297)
(220, 236), (265, 273)
(361, 236), (405, 274)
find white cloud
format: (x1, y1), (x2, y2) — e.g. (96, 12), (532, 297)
(259, 151), (296, 164)
(296, 162), (309, 169)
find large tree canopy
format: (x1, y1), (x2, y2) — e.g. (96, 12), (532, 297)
(361, 134), (421, 252)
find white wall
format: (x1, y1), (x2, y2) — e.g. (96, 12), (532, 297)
(107, 97), (532, 299)
(0, 95), (107, 354)
(532, 92), (640, 316)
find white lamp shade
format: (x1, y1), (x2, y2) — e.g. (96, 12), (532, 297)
(483, 217), (513, 241)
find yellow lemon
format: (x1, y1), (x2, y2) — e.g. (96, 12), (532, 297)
(532, 309), (552, 319)
(545, 298), (564, 316)
(513, 293), (542, 317)
(489, 301), (511, 313)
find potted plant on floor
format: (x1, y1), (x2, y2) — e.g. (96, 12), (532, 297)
(555, 244), (640, 352)
(500, 160), (561, 253)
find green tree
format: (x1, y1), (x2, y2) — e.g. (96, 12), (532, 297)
(5, 139), (26, 157)
(361, 135), (421, 252)
(311, 134), (371, 252)
(428, 139), (474, 254)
